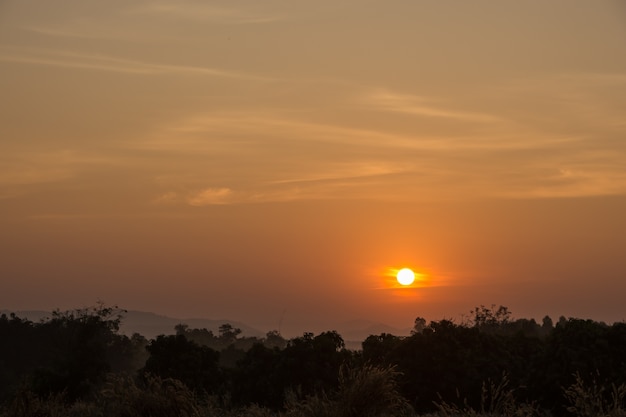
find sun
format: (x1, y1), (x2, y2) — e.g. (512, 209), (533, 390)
(396, 268), (416, 286)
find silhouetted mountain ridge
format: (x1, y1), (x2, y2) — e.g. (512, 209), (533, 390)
(336, 319), (411, 341)
(1, 309), (410, 342)
(1, 309), (263, 340)
(118, 310), (265, 340)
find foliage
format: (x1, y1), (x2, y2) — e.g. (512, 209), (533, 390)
(142, 334), (221, 395)
(471, 305), (512, 330)
(232, 330), (350, 409)
(434, 373), (538, 417)
(0, 389), (97, 417)
(284, 363), (411, 417)
(175, 323), (287, 355)
(231, 343), (284, 407)
(334, 364), (412, 417)
(563, 373), (626, 417)
(98, 373), (203, 417)
(3, 305), (626, 417)
(0, 304), (139, 403)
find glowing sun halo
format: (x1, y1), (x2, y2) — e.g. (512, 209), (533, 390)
(396, 268), (416, 286)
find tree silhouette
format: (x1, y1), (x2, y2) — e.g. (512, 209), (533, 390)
(411, 317), (427, 335)
(142, 334), (221, 394)
(218, 323), (242, 344)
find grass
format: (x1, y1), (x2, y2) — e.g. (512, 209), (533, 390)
(563, 373), (626, 417)
(433, 373), (538, 417)
(3, 368), (626, 417)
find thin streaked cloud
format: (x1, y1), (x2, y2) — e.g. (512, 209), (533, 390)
(133, 109), (589, 159)
(187, 187), (234, 206)
(498, 169), (626, 199)
(0, 148), (136, 189)
(129, 108), (626, 203)
(362, 89), (502, 123)
(269, 162), (402, 185)
(3, 97), (623, 205)
(0, 46), (272, 80)
(23, 24), (186, 42)
(125, 3), (287, 24)
(499, 72), (626, 128)
(155, 186), (315, 206)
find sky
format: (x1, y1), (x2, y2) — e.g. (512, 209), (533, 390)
(1, 1), (626, 335)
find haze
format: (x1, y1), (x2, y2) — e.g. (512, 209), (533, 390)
(2, 1), (626, 334)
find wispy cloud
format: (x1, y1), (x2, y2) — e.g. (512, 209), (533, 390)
(497, 164), (626, 199)
(135, 110), (585, 160)
(136, 112), (478, 153)
(0, 165), (72, 187)
(134, 105), (626, 203)
(362, 89), (501, 123)
(20, 2), (286, 43)
(126, 3), (286, 24)
(187, 187), (233, 206)
(0, 149), (123, 187)
(155, 186), (320, 206)
(6, 67), (622, 207)
(23, 24), (183, 42)
(500, 72), (626, 130)
(269, 162), (402, 185)
(0, 46), (271, 80)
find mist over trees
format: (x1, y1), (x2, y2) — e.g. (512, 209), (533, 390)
(1, 304), (626, 416)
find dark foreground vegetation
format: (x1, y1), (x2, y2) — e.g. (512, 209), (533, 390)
(1, 304), (626, 417)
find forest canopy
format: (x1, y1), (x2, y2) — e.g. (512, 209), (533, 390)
(1, 304), (625, 417)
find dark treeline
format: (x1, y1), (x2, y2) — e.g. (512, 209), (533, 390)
(1, 304), (626, 417)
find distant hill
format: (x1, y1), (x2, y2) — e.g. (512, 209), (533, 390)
(336, 319), (411, 341)
(335, 319), (411, 350)
(1, 309), (264, 340)
(118, 310), (264, 340)
(0, 310), (50, 322)
(1, 309), (410, 344)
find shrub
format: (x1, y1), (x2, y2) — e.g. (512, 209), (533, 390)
(98, 373), (201, 417)
(434, 373), (537, 417)
(284, 363), (411, 417)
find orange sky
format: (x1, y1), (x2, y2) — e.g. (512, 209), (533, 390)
(1, 1), (626, 335)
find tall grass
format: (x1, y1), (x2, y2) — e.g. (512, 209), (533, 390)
(563, 373), (626, 417)
(1, 389), (98, 417)
(434, 373), (538, 417)
(4, 369), (626, 417)
(335, 363), (412, 417)
(284, 363), (411, 417)
(98, 373), (203, 417)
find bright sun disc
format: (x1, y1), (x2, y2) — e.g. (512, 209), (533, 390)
(396, 268), (415, 285)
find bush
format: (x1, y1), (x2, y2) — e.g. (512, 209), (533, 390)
(98, 373), (202, 417)
(434, 373), (538, 417)
(284, 363), (411, 417)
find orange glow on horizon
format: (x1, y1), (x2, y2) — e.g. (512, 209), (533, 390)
(1, 1), (625, 331)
